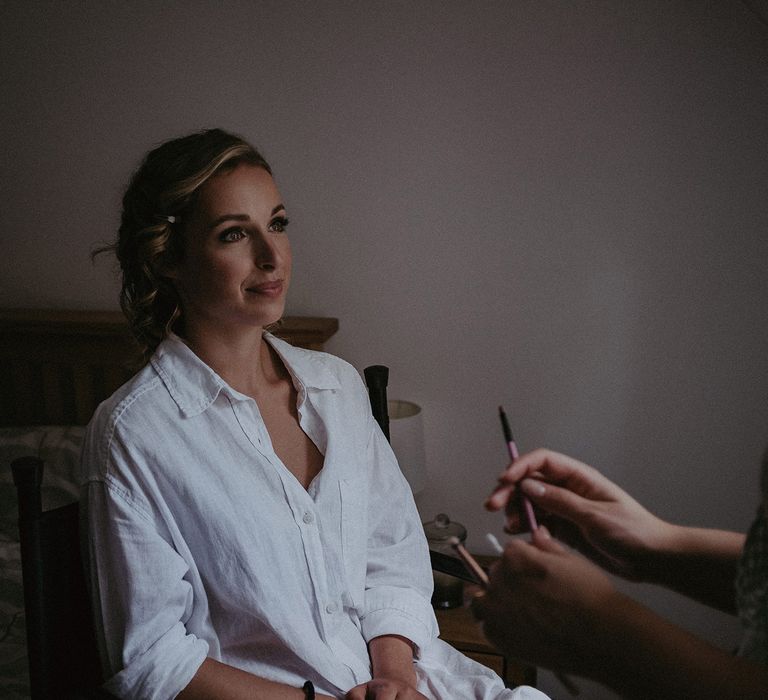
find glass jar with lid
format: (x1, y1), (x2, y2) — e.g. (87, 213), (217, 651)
(423, 513), (467, 609)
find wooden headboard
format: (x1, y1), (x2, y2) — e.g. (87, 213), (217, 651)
(0, 309), (339, 427)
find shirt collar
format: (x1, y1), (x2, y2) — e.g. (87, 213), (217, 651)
(264, 332), (340, 393)
(151, 332), (340, 418)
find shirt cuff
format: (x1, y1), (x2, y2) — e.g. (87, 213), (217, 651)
(102, 623), (209, 700)
(361, 586), (438, 655)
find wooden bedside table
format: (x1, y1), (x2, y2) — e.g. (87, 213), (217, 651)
(433, 557), (537, 689)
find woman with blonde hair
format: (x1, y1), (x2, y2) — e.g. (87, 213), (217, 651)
(83, 128), (548, 700)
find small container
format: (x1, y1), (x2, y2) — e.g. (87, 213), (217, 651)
(423, 513), (467, 609)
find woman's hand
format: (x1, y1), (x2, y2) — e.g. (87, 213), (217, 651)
(471, 526), (627, 675)
(485, 448), (673, 580)
(345, 678), (428, 700)
(345, 635), (428, 699)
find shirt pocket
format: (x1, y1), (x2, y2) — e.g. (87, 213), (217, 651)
(339, 475), (369, 608)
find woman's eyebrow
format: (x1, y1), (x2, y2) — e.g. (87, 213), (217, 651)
(206, 205), (285, 231)
(207, 213), (249, 230)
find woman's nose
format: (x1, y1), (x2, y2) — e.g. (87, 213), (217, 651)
(253, 233), (281, 271)
(256, 255), (275, 271)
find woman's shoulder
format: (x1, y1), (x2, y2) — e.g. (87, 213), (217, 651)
(80, 362), (168, 487)
(84, 362), (170, 463)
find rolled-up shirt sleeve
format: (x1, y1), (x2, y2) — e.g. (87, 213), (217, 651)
(358, 413), (438, 654)
(83, 477), (208, 700)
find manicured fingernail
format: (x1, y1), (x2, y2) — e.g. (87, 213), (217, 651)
(537, 525), (552, 540)
(521, 479), (545, 497)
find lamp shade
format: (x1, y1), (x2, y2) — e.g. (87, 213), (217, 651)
(388, 399), (426, 494)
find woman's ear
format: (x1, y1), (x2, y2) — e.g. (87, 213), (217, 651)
(161, 264), (180, 281)
(158, 227), (184, 281)
(157, 252), (182, 281)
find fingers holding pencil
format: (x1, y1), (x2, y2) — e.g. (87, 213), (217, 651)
(472, 530), (583, 695)
(486, 448), (623, 511)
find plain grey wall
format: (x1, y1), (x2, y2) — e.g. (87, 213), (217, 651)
(2, 2), (768, 698)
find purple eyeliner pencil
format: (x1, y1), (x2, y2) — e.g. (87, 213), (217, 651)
(498, 406), (538, 533)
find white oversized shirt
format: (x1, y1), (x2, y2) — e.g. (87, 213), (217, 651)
(81, 333), (548, 700)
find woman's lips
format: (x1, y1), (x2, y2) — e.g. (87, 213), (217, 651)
(246, 280), (283, 298)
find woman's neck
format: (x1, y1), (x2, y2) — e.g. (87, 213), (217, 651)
(181, 324), (284, 398)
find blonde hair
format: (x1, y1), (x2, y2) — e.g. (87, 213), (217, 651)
(96, 129), (272, 361)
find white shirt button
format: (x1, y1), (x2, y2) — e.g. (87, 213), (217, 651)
(325, 602), (338, 614)
(303, 511), (314, 524)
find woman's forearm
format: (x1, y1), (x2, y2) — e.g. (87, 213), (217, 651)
(642, 525), (745, 613)
(178, 658), (336, 700)
(594, 593), (768, 700)
(368, 634), (417, 685)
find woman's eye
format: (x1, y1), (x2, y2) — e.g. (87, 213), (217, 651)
(219, 227), (247, 243)
(268, 216), (290, 233)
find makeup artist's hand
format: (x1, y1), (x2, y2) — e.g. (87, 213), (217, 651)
(484, 449), (672, 580)
(472, 526), (626, 675)
(475, 526), (768, 700)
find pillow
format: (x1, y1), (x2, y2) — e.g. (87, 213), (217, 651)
(0, 425), (85, 541)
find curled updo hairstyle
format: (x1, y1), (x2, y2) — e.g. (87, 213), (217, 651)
(101, 128), (272, 360)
